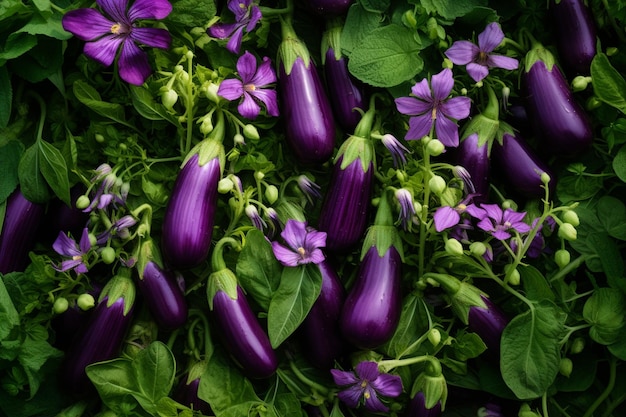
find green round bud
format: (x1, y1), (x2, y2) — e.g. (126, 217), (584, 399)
(227, 148), (240, 162)
(571, 76), (589, 92)
(243, 124), (260, 140)
(518, 404), (541, 417)
(559, 357), (573, 377)
(428, 328), (441, 346)
(540, 172), (551, 185)
(403, 10), (417, 28)
(586, 96), (602, 111)
(75, 195), (91, 209)
(562, 210), (580, 226)
(100, 246), (116, 264)
(234, 133), (246, 146)
(161, 89), (178, 110)
(427, 139), (445, 156)
(558, 223), (578, 241)
(53, 297), (69, 314)
(445, 238), (464, 256)
(206, 82), (220, 103)
(501, 199), (518, 211)
(396, 170), (406, 182)
(88, 233), (98, 247)
(555, 249), (571, 269)
(505, 264), (521, 285)
(442, 58), (453, 69)
(95, 133), (105, 143)
(265, 185), (279, 204)
(77, 293), (96, 311)
(200, 117), (213, 135)
(218, 177), (234, 194)
(460, 88), (468, 96)
(570, 337), (585, 354)
(469, 241), (487, 257)
(254, 171), (265, 181)
(606, 46), (618, 56)
(428, 175), (447, 195)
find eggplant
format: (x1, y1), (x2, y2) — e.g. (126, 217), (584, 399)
(61, 274), (135, 396)
(211, 284), (278, 379)
(405, 392), (442, 417)
(492, 131), (555, 199)
(161, 139), (224, 270)
(454, 133), (490, 202)
(522, 46), (593, 155)
(551, 0), (597, 75)
(322, 20), (366, 132)
(0, 188), (45, 274)
(174, 375), (213, 415)
(300, 0), (352, 16)
(137, 260), (188, 330)
(277, 17), (336, 164)
(299, 260), (346, 368)
(467, 295), (509, 353)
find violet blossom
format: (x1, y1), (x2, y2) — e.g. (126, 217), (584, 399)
(475, 204), (532, 240)
(394, 68), (471, 148)
(271, 219), (326, 266)
(444, 22), (519, 83)
(53, 228), (92, 274)
(62, 0), (172, 86)
(296, 175), (322, 202)
(395, 188), (416, 230)
(245, 204), (267, 231)
(330, 361), (403, 412)
(217, 51), (279, 120)
(381, 134), (411, 168)
(207, 0), (262, 54)
(433, 197), (485, 232)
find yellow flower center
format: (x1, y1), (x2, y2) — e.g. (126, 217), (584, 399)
(111, 23), (122, 34)
(431, 107), (437, 120)
(244, 83), (256, 92)
(297, 247), (306, 257)
(72, 255), (83, 261)
(239, 2), (246, 8)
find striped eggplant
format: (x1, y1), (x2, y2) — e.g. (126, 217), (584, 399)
(161, 131), (225, 269)
(300, 0), (352, 16)
(0, 188), (45, 274)
(339, 194), (403, 349)
(62, 273), (135, 395)
(299, 260), (346, 368)
(277, 16), (336, 164)
(492, 130), (556, 199)
(322, 19), (366, 132)
(551, 0), (597, 75)
(467, 295), (510, 353)
(317, 96), (377, 252)
(522, 45), (593, 155)
(405, 392), (442, 417)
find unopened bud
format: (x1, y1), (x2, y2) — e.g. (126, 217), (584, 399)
(501, 199), (517, 211)
(558, 223), (577, 241)
(426, 139), (445, 156)
(218, 177), (234, 194)
(76, 195), (91, 209)
(161, 89), (178, 110)
(562, 210), (580, 226)
(77, 293), (96, 311)
(200, 117), (213, 135)
(555, 249), (571, 269)
(570, 337), (585, 354)
(606, 46), (618, 56)
(100, 246), (116, 264)
(206, 82), (220, 103)
(586, 96), (602, 111)
(559, 357), (573, 377)
(540, 172), (551, 185)
(428, 175), (447, 195)
(403, 10), (417, 28)
(505, 264), (520, 285)
(445, 238), (464, 256)
(95, 133), (105, 143)
(469, 241), (487, 257)
(265, 185), (279, 204)
(243, 124), (260, 140)
(53, 297), (69, 314)
(254, 171), (265, 181)
(571, 76), (591, 92)
(428, 328), (441, 346)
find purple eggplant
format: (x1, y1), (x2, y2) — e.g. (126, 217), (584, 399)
(405, 392), (442, 417)
(61, 274), (135, 396)
(0, 188), (45, 274)
(174, 375), (213, 415)
(277, 17), (336, 164)
(161, 140), (224, 270)
(300, 0), (352, 16)
(454, 133), (490, 202)
(137, 260), (188, 330)
(492, 131), (556, 199)
(322, 20), (366, 132)
(299, 260), (346, 368)
(551, 0), (597, 75)
(523, 46), (593, 155)
(211, 284), (278, 379)
(467, 295), (509, 353)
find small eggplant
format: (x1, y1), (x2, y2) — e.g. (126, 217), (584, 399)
(454, 133), (490, 202)
(161, 139), (224, 270)
(467, 295), (509, 353)
(522, 46), (593, 155)
(405, 392), (442, 417)
(299, 260), (346, 368)
(300, 0), (352, 16)
(492, 131), (555, 199)
(277, 17), (336, 164)
(551, 0), (597, 75)
(174, 375), (213, 415)
(137, 260), (188, 330)
(0, 188), (45, 274)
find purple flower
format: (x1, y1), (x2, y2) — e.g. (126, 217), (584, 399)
(476, 204), (532, 240)
(381, 134), (410, 168)
(330, 361), (403, 412)
(53, 228), (92, 274)
(62, 0), (172, 86)
(394, 188), (416, 230)
(395, 68), (471, 148)
(207, 0), (262, 54)
(271, 219), (326, 266)
(297, 175), (322, 202)
(433, 198), (485, 232)
(444, 22), (519, 83)
(218, 51), (279, 120)
(245, 204), (267, 231)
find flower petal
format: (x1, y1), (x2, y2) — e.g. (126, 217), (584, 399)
(405, 114), (433, 141)
(208, 22), (238, 39)
(481, 203), (504, 222)
(444, 41), (479, 65)
(218, 78), (244, 101)
(371, 373), (403, 397)
(117, 40), (152, 85)
(97, 0), (131, 23)
(330, 369), (359, 386)
(303, 229), (327, 251)
(280, 219), (307, 250)
(395, 96), (432, 117)
(247, 5), (262, 31)
(410, 77), (433, 102)
(430, 68), (454, 101)
(492, 229), (512, 240)
(237, 51), (258, 83)
(433, 206), (461, 232)
(127, 0), (172, 20)
(250, 89), (279, 117)
(337, 386), (364, 409)
(62, 9), (114, 41)
(225, 26), (245, 54)
(270, 242), (301, 267)
(363, 387), (389, 412)
(304, 248), (326, 265)
(54, 259), (83, 272)
(439, 96), (471, 120)
(79, 228), (91, 253)
(477, 22), (505, 53)
(434, 112), (461, 147)
(249, 56), (277, 86)
(53, 232), (80, 257)
(355, 361), (380, 381)
(130, 27), (171, 49)
(465, 62), (489, 82)
(238, 92), (261, 119)
(486, 54), (519, 71)
(83, 35), (123, 67)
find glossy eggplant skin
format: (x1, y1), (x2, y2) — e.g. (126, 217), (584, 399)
(62, 296), (134, 395)
(279, 57), (336, 164)
(467, 296), (509, 353)
(137, 261), (188, 330)
(302, 0), (352, 16)
(317, 157), (373, 252)
(299, 260), (346, 368)
(339, 245), (402, 349)
(551, 0), (597, 75)
(492, 132), (555, 199)
(174, 377), (213, 415)
(455, 133), (490, 202)
(523, 60), (593, 156)
(405, 392), (442, 417)
(211, 286), (278, 379)
(324, 47), (365, 132)
(161, 153), (220, 270)
(0, 188), (45, 274)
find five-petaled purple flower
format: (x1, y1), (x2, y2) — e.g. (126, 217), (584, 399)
(331, 361), (403, 412)
(433, 197), (485, 232)
(395, 68), (471, 148)
(475, 204), (532, 240)
(218, 51), (279, 120)
(444, 22), (519, 83)
(62, 0), (172, 86)
(53, 228), (92, 274)
(271, 219), (326, 266)
(208, 0), (262, 54)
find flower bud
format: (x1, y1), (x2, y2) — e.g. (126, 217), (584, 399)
(570, 337), (585, 354)
(445, 238), (463, 256)
(53, 297), (69, 314)
(243, 124), (260, 140)
(558, 223), (577, 241)
(76, 195), (91, 210)
(428, 328), (441, 346)
(469, 241), (487, 257)
(559, 357), (573, 377)
(501, 199), (517, 211)
(518, 404), (542, 417)
(101, 246), (116, 264)
(95, 133), (105, 143)
(606, 46), (618, 56)
(254, 171), (265, 181)
(218, 177), (234, 194)
(562, 210), (580, 226)
(77, 293), (96, 311)
(586, 96), (602, 111)
(428, 175), (447, 195)
(555, 249), (571, 269)
(571, 76), (591, 92)
(402, 10), (417, 29)
(505, 264), (521, 286)
(540, 172), (551, 185)
(413, 360), (447, 409)
(265, 185), (279, 204)
(161, 89), (179, 110)
(233, 133), (246, 146)
(426, 139), (445, 156)
(200, 117), (214, 135)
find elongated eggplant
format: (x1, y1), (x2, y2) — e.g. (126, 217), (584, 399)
(0, 188), (45, 274)
(137, 260), (188, 330)
(492, 131), (555, 199)
(454, 133), (490, 202)
(551, 0), (597, 75)
(277, 17), (336, 164)
(405, 392), (442, 417)
(467, 295), (509, 353)
(299, 260), (346, 368)
(161, 138), (224, 270)
(522, 46), (593, 155)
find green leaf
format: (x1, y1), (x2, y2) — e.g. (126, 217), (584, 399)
(18, 327), (63, 398)
(130, 86), (181, 125)
(381, 293), (430, 357)
(590, 53), (626, 114)
(14, 12), (71, 40)
(348, 24), (424, 87)
(359, 0), (390, 12)
(73, 80), (131, 128)
(520, 265), (555, 302)
(17, 143), (50, 203)
(0, 140), (23, 202)
(0, 277), (20, 340)
(38, 139), (70, 206)
(0, 32), (37, 60)
(166, 0), (217, 27)
(420, 0), (488, 20)
(0, 66), (11, 128)
(596, 195), (626, 240)
(452, 331), (487, 361)
(133, 341), (176, 414)
(236, 229), (282, 311)
(583, 287), (626, 345)
(340, 3), (383, 56)
(13, 36), (64, 83)
(554, 350), (597, 392)
(86, 358), (141, 414)
(267, 264), (323, 348)
(612, 144), (626, 183)
(586, 232), (626, 293)
(500, 300), (566, 399)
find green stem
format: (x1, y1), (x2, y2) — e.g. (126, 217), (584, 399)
(184, 52), (195, 155)
(211, 236), (241, 271)
(378, 355), (440, 373)
(583, 357), (617, 417)
(549, 254), (596, 283)
(26, 91), (47, 143)
(288, 361), (330, 395)
(542, 391), (549, 417)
